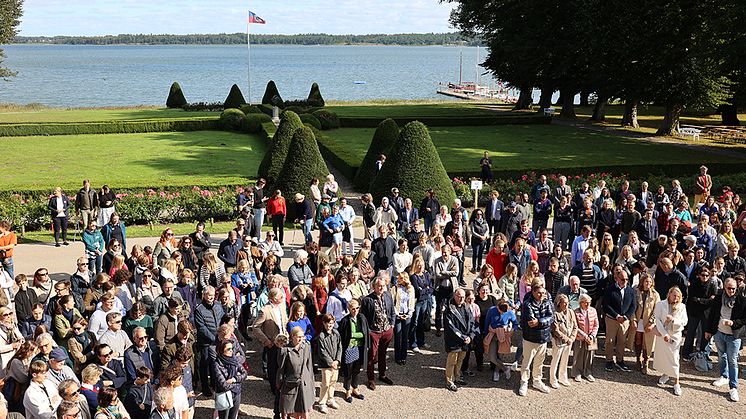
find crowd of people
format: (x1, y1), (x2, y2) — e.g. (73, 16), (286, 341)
(0, 164), (745, 419)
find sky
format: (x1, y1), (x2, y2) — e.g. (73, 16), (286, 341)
(17, 0), (458, 36)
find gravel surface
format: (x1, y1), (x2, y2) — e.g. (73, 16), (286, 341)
(193, 324), (745, 418)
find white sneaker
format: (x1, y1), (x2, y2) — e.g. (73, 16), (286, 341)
(492, 370), (500, 382)
(586, 375), (596, 383)
(518, 380), (528, 396)
(729, 388), (739, 402)
(504, 368), (511, 380)
(533, 381), (551, 394)
(412, 347), (422, 354)
(574, 375), (582, 382)
(673, 384), (682, 396)
(549, 381), (560, 389)
(317, 404), (328, 414)
(559, 380), (571, 387)
(713, 376), (729, 387)
(327, 400), (339, 410)
(658, 374), (669, 385)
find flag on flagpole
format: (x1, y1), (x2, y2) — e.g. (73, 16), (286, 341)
(248, 11), (266, 24)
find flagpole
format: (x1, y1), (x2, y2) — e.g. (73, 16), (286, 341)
(247, 12), (251, 105)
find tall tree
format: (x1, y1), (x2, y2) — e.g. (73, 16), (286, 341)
(0, 0), (23, 80)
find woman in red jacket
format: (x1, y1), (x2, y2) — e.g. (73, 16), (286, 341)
(267, 189), (287, 245)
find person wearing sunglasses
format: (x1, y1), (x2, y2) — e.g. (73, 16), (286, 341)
(98, 313), (131, 364)
(59, 378), (91, 419)
(93, 343), (126, 392)
(705, 277), (746, 402)
(153, 229), (177, 269)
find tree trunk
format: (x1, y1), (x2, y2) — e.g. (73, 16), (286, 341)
(657, 103), (683, 136)
(513, 85), (533, 110)
(559, 89), (576, 118)
(591, 94), (608, 122)
(538, 87), (553, 111)
(554, 93), (564, 106)
(579, 90), (590, 107)
(719, 104), (741, 126)
(621, 98), (639, 128)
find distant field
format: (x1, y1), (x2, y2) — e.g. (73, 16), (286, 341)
(0, 107), (219, 123)
(326, 102), (513, 118)
(319, 124), (743, 173)
(1, 130), (264, 191)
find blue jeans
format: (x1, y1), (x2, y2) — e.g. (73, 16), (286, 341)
(394, 318), (411, 362)
(471, 241), (487, 271)
(302, 219), (314, 244)
(253, 208), (265, 238)
(714, 331), (741, 389)
(410, 298), (432, 348)
(88, 254), (103, 275)
(1, 257), (13, 281)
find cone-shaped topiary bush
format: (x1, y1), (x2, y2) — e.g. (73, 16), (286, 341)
(261, 80), (284, 108)
(166, 82), (187, 108)
(224, 84), (247, 109)
(370, 121), (456, 207)
(257, 111), (304, 184)
(307, 82), (325, 107)
(353, 118), (399, 191)
(274, 125), (329, 200)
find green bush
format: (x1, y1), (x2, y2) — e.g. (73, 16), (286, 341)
(261, 80), (284, 108)
(257, 111), (304, 184)
(0, 119), (219, 137)
(307, 82), (325, 107)
(239, 104), (263, 115)
(370, 121), (456, 207)
(339, 115), (550, 128)
(219, 108), (246, 131)
(166, 82), (188, 108)
(284, 104), (321, 114)
(243, 113), (272, 134)
(312, 110), (340, 130)
(353, 118), (399, 191)
(274, 126), (329, 205)
(224, 84), (247, 109)
(299, 113), (322, 130)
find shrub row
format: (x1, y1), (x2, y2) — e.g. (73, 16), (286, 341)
(217, 109), (273, 134)
(181, 102), (224, 112)
(314, 129), (357, 181)
(339, 115), (551, 128)
(0, 119), (219, 137)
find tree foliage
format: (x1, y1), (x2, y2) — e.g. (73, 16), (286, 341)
(274, 126), (329, 203)
(307, 82), (325, 107)
(261, 80), (284, 108)
(0, 0), (23, 81)
(370, 121), (455, 207)
(353, 118), (399, 191)
(224, 84), (246, 109)
(257, 111), (304, 185)
(166, 82), (187, 108)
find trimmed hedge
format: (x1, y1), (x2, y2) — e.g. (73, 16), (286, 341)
(340, 115), (551, 128)
(166, 82), (187, 108)
(257, 111), (304, 184)
(224, 84), (247, 109)
(312, 110), (340, 130)
(219, 109), (246, 131)
(307, 82), (325, 107)
(370, 121), (456, 207)
(300, 113), (322, 130)
(243, 113), (273, 134)
(261, 80), (284, 107)
(0, 119), (219, 137)
(181, 102), (223, 112)
(353, 118), (399, 191)
(285, 104), (321, 114)
(240, 104), (264, 115)
(315, 129), (357, 180)
(274, 126), (329, 208)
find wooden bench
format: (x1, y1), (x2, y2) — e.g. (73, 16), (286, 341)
(543, 107), (556, 117)
(678, 127), (701, 141)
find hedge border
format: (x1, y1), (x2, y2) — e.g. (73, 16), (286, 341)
(0, 118), (219, 137)
(339, 115), (550, 128)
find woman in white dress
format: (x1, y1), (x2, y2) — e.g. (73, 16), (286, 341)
(653, 286), (688, 396)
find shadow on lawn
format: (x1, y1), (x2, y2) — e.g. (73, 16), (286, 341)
(134, 130), (268, 182)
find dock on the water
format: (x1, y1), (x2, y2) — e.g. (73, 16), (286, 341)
(436, 88), (480, 100)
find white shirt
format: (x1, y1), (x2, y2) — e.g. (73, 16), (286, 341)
(98, 329), (133, 360)
(56, 197), (65, 217)
(88, 308), (118, 339)
(173, 385), (189, 417)
(260, 240), (284, 258)
(24, 379), (61, 419)
(338, 205), (356, 225)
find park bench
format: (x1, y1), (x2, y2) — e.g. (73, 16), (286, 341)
(543, 107), (556, 117)
(678, 126), (701, 141)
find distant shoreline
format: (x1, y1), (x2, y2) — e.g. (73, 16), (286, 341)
(11, 32), (482, 47)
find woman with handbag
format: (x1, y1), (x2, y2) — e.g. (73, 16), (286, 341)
(337, 298), (369, 403)
(212, 339), (247, 419)
(278, 326), (315, 419)
(572, 293), (599, 382)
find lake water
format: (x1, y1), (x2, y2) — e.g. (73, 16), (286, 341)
(0, 44), (505, 107)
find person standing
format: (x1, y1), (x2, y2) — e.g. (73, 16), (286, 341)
(267, 190), (287, 246)
(549, 294), (578, 388)
(361, 273), (396, 390)
(705, 277), (745, 402)
(572, 294), (599, 382)
(48, 187), (71, 247)
(443, 288), (476, 392)
(479, 151), (493, 182)
(278, 327), (315, 419)
(361, 194), (376, 241)
(217, 231), (242, 274)
(694, 165), (712, 206)
(314, 314), (342, 413)
(419, 189), (441, 234)
(653, 287), (688, 396)
(253, 288), (288, 419)
(338, 299), (369, 403)
(434, 245), (459, 337)
(682, 266), (717, 361)
(82, 221), (105, 275)
(0, 220), (18, 281)
(212, 339), (247, 419)
(252, 178), (268, 239)
(485, 190), (504, 238)
(96, 185), (117, 228)
(518, 283), (554, 396)
(469, 209), (490, 273)
(338, 197), (357, 256)
(75, 180), (98, 230)
(101, 213), (126, 257)
(632, 273), (660, 374)
(194, 286), (224, 396)
(603, 266), (636, 372)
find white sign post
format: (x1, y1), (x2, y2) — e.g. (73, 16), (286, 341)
(471, 180), (483, 210)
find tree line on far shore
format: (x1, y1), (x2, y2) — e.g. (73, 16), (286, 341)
(13, 32), (482, 46)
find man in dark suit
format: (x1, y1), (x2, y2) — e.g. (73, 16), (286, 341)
(398, 197), (419, 233)
(603, 266), (637, 372)
(634, 209), (659, 244)
(419, 189), (440, 233)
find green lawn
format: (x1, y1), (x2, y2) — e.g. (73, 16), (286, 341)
(570, 105), (745, 132)
(1, 131), (265, 191)
(326, 102), (513, 118)
(319, 124), (743, 173)
(0, 107), (219, 123)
